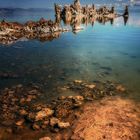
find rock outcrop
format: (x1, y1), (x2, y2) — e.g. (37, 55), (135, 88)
(0, 18), (69, 45)
(54, 0), (129, 33)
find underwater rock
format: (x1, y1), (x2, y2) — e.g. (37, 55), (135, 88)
(35, 108), (54, 121)
(85, 84), (96, 89)
(19, 109), (28, 116)
(39, 137), (51, 140)
(0, 80), (128, 140)
(16, 84), (23, 88)
(50, 117), (60, 127)
(32, 123), (40, 130)
(0, 72), (19, 79)
(58, 122), (70, 129)
(74, 95), (84, 101)
(50, 117), (70, 129)
(15, 119), (25, 126)
(116, 85), (126, 92)
(74, 80), (83, 84)
(73, 100), (83, 108)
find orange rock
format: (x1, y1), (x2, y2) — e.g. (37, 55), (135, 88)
(32, 124), (40, 130)
(39, 137), (51, 140)
(75, 95), (84, 101)
(116, 85), (126, 92)
(19, 109), (28, 116)
(74, 80), (82, 84)
(15, 119), (24, 126)
(58, 122), (70, 129)
(35, 108), (54, 121)
(85, 84), (96, 89)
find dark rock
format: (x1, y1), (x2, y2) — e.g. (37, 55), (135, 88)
(32, 123), (40, 130)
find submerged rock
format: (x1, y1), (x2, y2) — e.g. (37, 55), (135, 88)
(58, 122), (70, 129)
(50, 117), (70, 129)
(32, 123), (40, 130)
(35, 108), (54, 121)
(19, 109), (28, 116)
(74, 80), (83, 84)
(39, 137), (51, 140)
(116, 85), (126, 92)
(50, 117), (59, 127)
(85, 84), (96, 89)
(15, 119), (25, 126)
(0, 80), (128, 139)
(74, 95), (84, 101)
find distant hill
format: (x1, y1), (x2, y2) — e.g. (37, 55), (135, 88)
(0, 8), (53, 14)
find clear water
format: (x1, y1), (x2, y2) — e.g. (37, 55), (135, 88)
(0, 6), (140, 101)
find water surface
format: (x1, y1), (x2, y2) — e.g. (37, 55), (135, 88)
(0, 5), (140, 101)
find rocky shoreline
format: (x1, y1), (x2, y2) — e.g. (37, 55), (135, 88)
(0, 0), (129, 45)
(0, 18), (69, 45)
(0, 80), (128, 140)
(72, 97), (140, 140)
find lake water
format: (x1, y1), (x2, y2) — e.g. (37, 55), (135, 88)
(0, 5), (140, 101)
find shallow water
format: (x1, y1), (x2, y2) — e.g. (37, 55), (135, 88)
(0, 5), (140, 101)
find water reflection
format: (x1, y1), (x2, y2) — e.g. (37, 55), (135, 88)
(124, 16), (129, 25)
(0, 15), (129, 45)
(61, 14), (129, 33)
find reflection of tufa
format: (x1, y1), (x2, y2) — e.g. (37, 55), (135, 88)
(123, 6), (129, 17)
(55, 0), (129, 32)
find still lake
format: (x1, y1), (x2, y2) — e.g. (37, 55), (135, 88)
(0, 6), (140, 101)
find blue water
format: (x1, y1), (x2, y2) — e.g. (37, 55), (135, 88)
(0, 5), (140, 101)
(0, 8), (55, 23)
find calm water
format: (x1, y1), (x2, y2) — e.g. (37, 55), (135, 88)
(0, 5), (140, 101)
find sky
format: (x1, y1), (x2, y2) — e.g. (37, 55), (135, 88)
(0, 0), (129, 8)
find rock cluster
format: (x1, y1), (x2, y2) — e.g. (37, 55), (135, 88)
(55, 0), (129, 32)
(0, 84), (41, 125)
(0, 80), (127, 139)
(57, 0), (129, 19)
(0, 80), (126, 127)
(0, 18), (69, 45)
